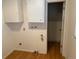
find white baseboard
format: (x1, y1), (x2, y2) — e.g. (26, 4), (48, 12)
(3, 50), (14, 59)
(14, 49), (47, 54)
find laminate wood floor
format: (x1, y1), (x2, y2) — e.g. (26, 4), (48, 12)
(6, 42), (64, 59)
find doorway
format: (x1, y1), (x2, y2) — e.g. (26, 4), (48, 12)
(47, 2), (64, 53)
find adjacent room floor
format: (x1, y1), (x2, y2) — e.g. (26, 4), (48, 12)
(6, 42), (64, 59)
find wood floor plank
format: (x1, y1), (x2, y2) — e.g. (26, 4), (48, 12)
(6, 42), (64, 59)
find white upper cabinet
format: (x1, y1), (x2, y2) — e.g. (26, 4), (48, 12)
(57, 0), (65, 2)
(3, 0), (23, 23)
(48, 0), (58, 2)
(27, 0), (45, 23)
(48, 0), (65, 3)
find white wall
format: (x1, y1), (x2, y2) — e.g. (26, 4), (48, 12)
(14, 0), (47, 54)
(62, 0), (76, 59)
(3, 0), (47, 58)
(12, 0), (47, 54)
(2, 21), (16, 58)
(48, 21), (62, 42)
(2, 0), (16, 58)
(48, 21), (56, 41)
(56, 21), (62, 42)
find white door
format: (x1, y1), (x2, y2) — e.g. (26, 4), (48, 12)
(61, 0), (76, 58)
(27, 0), (45, 22)
(68, 0), (76, 58)
(3, 0), (23, 22)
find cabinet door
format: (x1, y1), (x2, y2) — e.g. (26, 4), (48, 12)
(27, 0), (45, 22)
(57, 0), (65, 2)
(3, 0), (23, 23)
(48, 0), (64, 3)
(48, 0), (58, 2)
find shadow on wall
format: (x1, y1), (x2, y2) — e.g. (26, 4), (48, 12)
(5, 22), (47, 31)
(28, 22), (47, 30)
(6, 22), (23, 31)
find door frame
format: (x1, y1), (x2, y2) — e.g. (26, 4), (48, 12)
(60, 2), (66, 54)
(46, 0), (66, 55)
